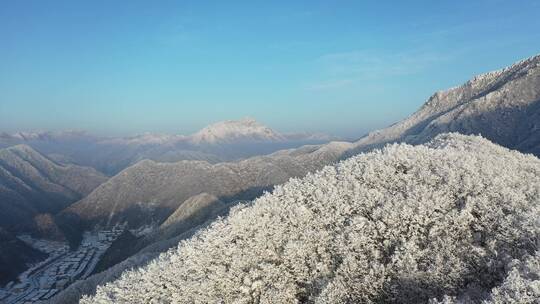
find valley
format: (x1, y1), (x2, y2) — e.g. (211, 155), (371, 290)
(0, 229), (123, 304)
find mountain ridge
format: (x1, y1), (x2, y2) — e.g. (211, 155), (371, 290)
(348, 53), (540, 155)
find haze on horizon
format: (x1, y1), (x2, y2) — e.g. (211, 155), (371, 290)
(1, 1), (540, 138)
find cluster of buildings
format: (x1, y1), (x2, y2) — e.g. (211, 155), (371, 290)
(0, 229), (124, 304)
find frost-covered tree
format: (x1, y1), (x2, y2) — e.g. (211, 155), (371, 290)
(483, 253), (540, 303)
(82, 133), (540, 304)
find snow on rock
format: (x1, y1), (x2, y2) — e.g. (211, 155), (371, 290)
(81, 134), (540, 303)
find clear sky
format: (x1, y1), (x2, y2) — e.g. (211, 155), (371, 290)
(1, 0), (540, 137)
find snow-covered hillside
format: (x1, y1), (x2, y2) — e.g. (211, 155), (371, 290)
(81, 134), (540, 303)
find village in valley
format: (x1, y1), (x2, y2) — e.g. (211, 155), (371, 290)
(0, 229), (123, 304)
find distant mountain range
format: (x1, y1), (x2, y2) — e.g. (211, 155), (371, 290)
(0, 118), (338, 175)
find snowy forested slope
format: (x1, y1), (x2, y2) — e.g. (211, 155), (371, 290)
(81, 134), (540, 303)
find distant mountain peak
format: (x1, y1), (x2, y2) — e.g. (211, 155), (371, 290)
(190, 118), (285, 144)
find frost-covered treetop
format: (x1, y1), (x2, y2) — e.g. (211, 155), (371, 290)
(83, 133), (540, 304)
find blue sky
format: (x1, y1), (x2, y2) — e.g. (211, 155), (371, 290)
(1, 0), (540, 137)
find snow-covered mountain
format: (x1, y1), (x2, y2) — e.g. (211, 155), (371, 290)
(0, 120), (336, 175)
(348, 54), (540, 156)
(190, 117), (286, 144)
(81, 134), (540, 303)
(51, 53), (540, 303)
